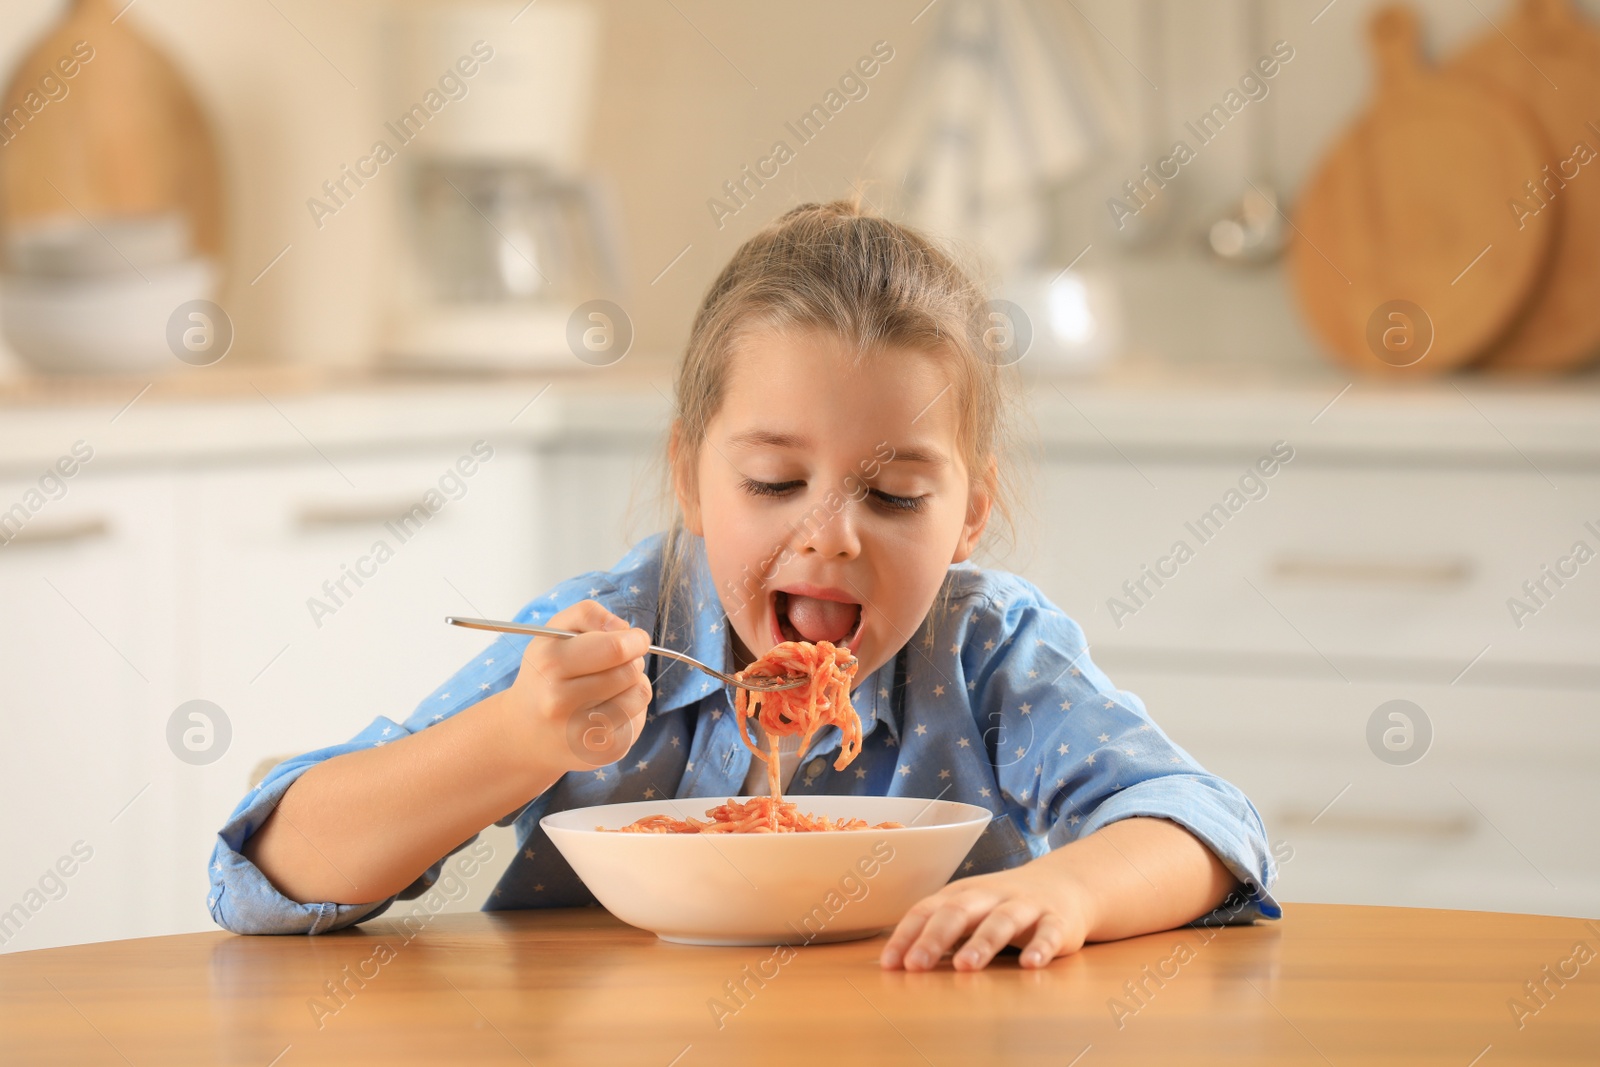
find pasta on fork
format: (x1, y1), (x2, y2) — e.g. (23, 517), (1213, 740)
(607, 641), (901, 833)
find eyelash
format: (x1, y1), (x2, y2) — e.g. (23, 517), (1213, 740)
(738, 478), (925, 513)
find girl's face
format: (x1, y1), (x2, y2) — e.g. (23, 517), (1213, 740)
(677, 327), (992, 682)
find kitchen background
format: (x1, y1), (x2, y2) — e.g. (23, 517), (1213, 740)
(2, 0), (1598, 954)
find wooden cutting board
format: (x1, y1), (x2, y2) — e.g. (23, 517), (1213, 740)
(1454, 0), (1600, 375)
(1289, 4), (1558, 377)
(0, 0), (224, 265)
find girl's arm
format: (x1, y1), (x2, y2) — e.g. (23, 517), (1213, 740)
(243, 601), (652, 905)
(880, 816), (1237, 971)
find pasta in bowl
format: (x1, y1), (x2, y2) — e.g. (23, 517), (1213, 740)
(541, 794), (990, 945)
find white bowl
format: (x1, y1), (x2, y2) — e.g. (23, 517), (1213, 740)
(542, 795), (991, 946)
(1, 258), (218, 375)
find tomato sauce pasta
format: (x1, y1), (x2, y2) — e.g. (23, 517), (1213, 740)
(605, 641), (902, 833)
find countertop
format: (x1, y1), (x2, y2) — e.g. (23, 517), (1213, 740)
(4, 357), (1600, 473)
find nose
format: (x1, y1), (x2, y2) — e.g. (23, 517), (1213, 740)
(793, 492), (861, 560)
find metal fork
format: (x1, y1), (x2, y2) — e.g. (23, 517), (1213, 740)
(445, 616), (811, 692)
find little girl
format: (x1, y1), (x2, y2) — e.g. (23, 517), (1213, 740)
(211, 201), (1278, 971)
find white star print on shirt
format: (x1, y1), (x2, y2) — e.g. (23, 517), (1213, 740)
(957, 737), (970, 748)
(1019, 702), (1032, 715)
(855, 767), (867, 778)
(1098, 733), (1110, 743)
(593, 769), (606, 779)
(1013, 746), (1026, 759)
(938, 769), (950, 779)
(979, 787), (991, 798)
(1058, 743), (1070, 755)
(897, 764), (911, 776)
(670, 736), (680, 747)
(1059, 699), (1072, 710)
(932, 684), (945, 696)
(914, 724), (927, 735)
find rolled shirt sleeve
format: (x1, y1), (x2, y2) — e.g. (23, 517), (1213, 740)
(947, 569), (1281, 922)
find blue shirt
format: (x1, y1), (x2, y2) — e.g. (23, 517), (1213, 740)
(208, 533), (1280, 936)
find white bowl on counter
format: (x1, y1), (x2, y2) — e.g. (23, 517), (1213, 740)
(542, 794), (991, 946)
(2, 257), (218, 375)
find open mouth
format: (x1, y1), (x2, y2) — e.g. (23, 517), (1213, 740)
(770, 590), (864, 650)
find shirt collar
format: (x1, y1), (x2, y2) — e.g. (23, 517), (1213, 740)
(647, 534), (902, 746)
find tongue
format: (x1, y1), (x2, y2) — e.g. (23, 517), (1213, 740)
(786, 596), (858, 644)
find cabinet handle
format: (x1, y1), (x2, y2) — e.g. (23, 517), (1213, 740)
(1269, 555), (1474, 588)
(0, 517), (111, 549)
(295, 501), (422, 531)
(1276, 808), (1476, 839)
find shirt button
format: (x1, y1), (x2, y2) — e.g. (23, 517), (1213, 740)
(805, 758), (826, 778)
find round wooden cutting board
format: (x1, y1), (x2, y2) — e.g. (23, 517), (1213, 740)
(0, 0), (224, 264)
(1453, 0), (1600, 375)
(1289, 4), (1558, 377)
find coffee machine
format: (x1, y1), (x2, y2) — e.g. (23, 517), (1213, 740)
(383, 0), (623, 370)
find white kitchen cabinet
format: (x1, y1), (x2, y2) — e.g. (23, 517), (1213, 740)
(0, 468), (180, 952)
(0, 443), (544, 953)
(1115, 671), (1600, 918)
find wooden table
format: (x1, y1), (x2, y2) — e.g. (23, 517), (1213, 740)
(2, 904), (1596, 1065)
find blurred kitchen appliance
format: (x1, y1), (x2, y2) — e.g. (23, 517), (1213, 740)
(873, 0), (1126, 375)
(0, 0), (225, 375)
(384, 1), (621, 369)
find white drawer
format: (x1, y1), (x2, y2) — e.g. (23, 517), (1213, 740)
(1029, 459), (1600, 672)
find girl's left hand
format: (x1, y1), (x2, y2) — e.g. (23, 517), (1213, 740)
(879, 862), (1092, 971)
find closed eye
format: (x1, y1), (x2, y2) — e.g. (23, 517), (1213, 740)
(740, 477), (804, 498)
(871, 489), (924, 512)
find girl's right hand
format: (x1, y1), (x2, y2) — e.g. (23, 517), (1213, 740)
(502, 599), (653, 772)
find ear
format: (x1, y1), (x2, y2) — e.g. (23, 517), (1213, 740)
(669, 420), (704, 536)
(950, 455), (996, 564)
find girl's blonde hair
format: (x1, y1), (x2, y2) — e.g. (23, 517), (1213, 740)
(658, 197), (1022, 641)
